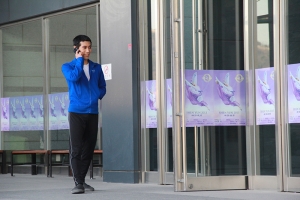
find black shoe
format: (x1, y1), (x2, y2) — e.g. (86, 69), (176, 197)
(83, 182), (94, 191)
(71, 184), (85, 194)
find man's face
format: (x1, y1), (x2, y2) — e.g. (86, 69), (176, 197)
(78, 41), (92, 60)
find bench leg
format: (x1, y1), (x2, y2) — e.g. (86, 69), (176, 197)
(1, 152), (6, 174)
(11, 153), (13, 176)
(46, 152), (49, 177)
(3, 151), (6, 174)
(49, 153), (53, 177)
(100, 166), (103, 177)
(31, 153), (37, 175)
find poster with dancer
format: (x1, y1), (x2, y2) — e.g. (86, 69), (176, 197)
(185, 70), (214, 126)
(48, 92), (69, 130)
(288, 63), (300, 123)
(145, 80), (157, 128)
(213, 70), (246, 126)
(185, 70), (246, 126)
(255, 67), (275, 125)
(25, 95), (44, 130)
(9, 95), (44, 131)
(1, 98), (10, 131)
(9, 96), (25, 130)
(166, 79), (173, 128)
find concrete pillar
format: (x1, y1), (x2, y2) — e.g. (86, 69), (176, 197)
(100, 0), (140, 183)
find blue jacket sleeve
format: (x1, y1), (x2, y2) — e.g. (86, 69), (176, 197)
(98, 65), (106, 100)
(61, 58), (84, 82)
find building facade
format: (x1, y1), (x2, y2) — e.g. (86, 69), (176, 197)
(0, 0), (299, 192)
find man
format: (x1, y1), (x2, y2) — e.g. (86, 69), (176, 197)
(62, 35), (106, 194)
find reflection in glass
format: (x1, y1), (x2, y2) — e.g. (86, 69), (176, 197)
(257, 0), (273, 69)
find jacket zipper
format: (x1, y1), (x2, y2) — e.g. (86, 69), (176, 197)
(89, 66), (92, 113)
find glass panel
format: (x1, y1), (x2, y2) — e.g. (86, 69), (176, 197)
(287, 0), (300, 177)
(49, 7), (97, 94)
(2, 20), (44, 149)
(183, 0), (200, 175)
(143, 0), (172, 173)
(1, 20), (44, 163)
(256, 0), (276, 176)
(145, 0), (158, 172)
(48, 7), (98, 150)
(184, 0), (246, 176)
(205, 0), (246, 176)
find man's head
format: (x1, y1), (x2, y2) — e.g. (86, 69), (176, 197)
(73, 35), (92, 47)
(73, 35), (92, 61)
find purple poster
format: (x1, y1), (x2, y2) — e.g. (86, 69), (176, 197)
(185, 70), (214, 126)
(49, 93), (69, 130)
(1, 98), (10, 131)
(25, 95), (44, 130)
(9, 97), (21, 131)
(213, 70), (246, 126)
(145, 80), (157, 128)
(255, 67), (275, 125)
(9, 95), (44, 131)
(288, 64), (300, 123)
(247, 70), (254, 126)
(166, 79), (173, 128)
(185, 70), (246, 126)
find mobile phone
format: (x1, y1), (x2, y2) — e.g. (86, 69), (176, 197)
(73, 47), (80, 53)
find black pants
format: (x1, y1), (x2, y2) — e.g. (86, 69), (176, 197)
(68, 112), (98, 185)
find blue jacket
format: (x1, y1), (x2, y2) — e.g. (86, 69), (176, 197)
(61, 57), (106, 114)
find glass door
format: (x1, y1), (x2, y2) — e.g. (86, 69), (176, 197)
(140, 0), (174, 185)
(282, 0), (300, 192)
(171, 0), (247, 191)
(249, 0), (279, 190)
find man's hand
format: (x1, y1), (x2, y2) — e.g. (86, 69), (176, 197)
(75, 49), (83, 59)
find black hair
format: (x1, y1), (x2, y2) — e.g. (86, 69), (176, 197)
(73, 35), (92, 47)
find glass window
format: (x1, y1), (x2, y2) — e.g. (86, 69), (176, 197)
(49, 7), (97, 94)
(47, 7), (98, 150)
(2, 20), (44, 149)
(0, 5), (100, 170)
(1, 20), (44, 163)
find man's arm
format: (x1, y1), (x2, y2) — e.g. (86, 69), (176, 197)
(61, 58), (84, 82)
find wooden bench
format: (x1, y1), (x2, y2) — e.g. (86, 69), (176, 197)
(48, 150), (71, 178)
(0, 150), (6, 174)
(48, 149), (103, 179)
(11, 150), (49, 176)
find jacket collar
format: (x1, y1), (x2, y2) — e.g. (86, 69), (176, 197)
(72, 58), (95, 67)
